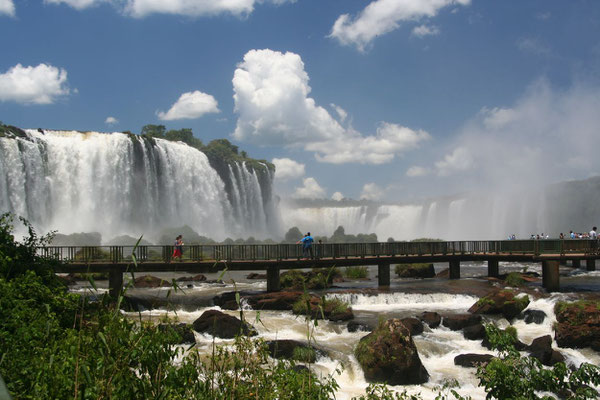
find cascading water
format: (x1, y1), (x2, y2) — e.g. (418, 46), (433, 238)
(0, 130), (278, 242)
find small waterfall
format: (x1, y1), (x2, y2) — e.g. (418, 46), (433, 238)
(0, 130), (278, 241)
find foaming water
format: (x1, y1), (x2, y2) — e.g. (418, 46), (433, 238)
(328, 292), (478, 312)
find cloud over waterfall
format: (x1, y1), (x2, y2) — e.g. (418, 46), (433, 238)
(232, 49), (430, 164)
(272, 157), (305, 181)
(0, 0), (15, 16)
(0, 63), (70, 104)
(330, 0), (470, 50)
(157, 90), (219, 121)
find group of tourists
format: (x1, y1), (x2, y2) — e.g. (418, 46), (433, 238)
(171, 235), (184, 261)
(523, 227), (599, 240)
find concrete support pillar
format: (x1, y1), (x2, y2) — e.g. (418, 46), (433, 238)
(108, 267), (123, 299)
(586, 259), (596, 272)
(378, 263), (390, 287)
(267, 265), (280, 292)
(449, 260), (460, 279)
(487, 259), (499, 278)
(542, 260), (560, 292)
(572, 259), (581, 269)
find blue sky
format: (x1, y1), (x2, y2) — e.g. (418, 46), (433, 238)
(2, 0), (600, 202)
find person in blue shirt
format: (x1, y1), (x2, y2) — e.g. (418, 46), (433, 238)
(297, 232), (314, 259)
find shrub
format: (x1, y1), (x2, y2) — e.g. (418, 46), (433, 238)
(505, 272), (525, 287)
(345, 266), (368, 279)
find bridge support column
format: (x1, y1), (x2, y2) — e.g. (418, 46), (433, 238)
(542, 260), (560, 292)
(108, 267), (123, 299)
(586, 259), (596, 272)
(267, 265), (280, 292)
(487, 260), (499, 278)
(449, 260), (460, 279)
(378, 264), (390, 287)
(572, 259), (581, 268)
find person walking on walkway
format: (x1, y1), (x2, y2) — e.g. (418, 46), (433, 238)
(590, 227), (598, 239)
(172, 235), (184, 262)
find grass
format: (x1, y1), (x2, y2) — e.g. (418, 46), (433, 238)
(344, 266), (368, 279)
(504, 272), (525, 287)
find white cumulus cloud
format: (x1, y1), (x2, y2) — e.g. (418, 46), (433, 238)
(124, 0), (294, 18)
(406, 166), (430, 177)
(157, 90), (220, 121)
(0, 0), (15, 16)
(330, 103), (348, 122)
(232, 49), (430, 164)
(44, 0), (106, 9)
(0, 63), (70, 104)
(330, 0), (470, 51)
(105, 116), (118, 125)
(360, 183), (384, 201)
(272, 157), (305, 181)
(293, 177), (326, 199)
(331, 191), (344, 201)
(411, 24), (440, 37)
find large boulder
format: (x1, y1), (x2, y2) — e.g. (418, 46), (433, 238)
(420, 312), (442, 329)
(400, 317), (424, 336)
(442, 313), (482, 331)
(463, 323), (486, 340)
(133, 275), (172, 288)
(214, 291), (303, 311)
(454, 353), (495, 368)
(176, 274), (207, 282)
(347, 321), (374, 333)
(468, 289), (530, 320)
(293, 295), (354, 322)
(192, 310), (257, 339)
(355, 319), (429, 385)
(554, 301), (600, 351)
(519, 309), (547, 324)
(394, 263), (435, 279)
(528, 335), (565, 366)
(266, 340), (326, 363)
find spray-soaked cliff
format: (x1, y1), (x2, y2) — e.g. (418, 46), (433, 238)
(0, 126), (280, 241)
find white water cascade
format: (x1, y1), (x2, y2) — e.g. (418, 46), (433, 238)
(0, 130), (278, 241)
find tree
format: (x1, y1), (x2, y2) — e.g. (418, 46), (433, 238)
(284, 227), (303, 243)
(141, 124), (166, 138)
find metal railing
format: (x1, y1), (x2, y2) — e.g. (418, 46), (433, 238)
(36, 239), (600, 264)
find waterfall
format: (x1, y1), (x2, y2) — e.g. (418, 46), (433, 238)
(0, 130), (277, 242)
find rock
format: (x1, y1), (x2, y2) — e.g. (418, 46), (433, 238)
(442, 314), (482, 331)
(400, 317), (424, 336)
(520, 309), (547, 324)
(555, 301), (600, 351)
(436, 268), (449, 278)
(176, 274), (207, 282)
(294, 295), (354, 322)
(468, 289), (530, 320)
(454, 353), (495, 368)
(133, 275), (172, 288)
(394, 263), (435, 279)
(192, 310), (257, 339)
(246, 273), (267, 279)
(463, 323), (486, 340)
(266, 340), (326, 363)
(354, 319), (429, 385)
(420, 312), (441, 329)
(213, 291), (303, 311)
(158, 323), (196, 344)
(528, 335), (565, 366)
(347, 321), (374, 333)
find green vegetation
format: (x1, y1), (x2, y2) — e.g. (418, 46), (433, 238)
(476, 297), (495, 307)
(281, 267), (341, 290)
(345, 265), (369, 279)
(394, 263), (435, 278)
(555, 300), (600, 314)
(505, 272), (526, 287)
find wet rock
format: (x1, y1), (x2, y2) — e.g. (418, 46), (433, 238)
(420, 312), (441, 329)
(454, 353), (495, 368)
(555, 301), (600, 351)
(436, 268), (449, 278)
(192, 310), (257, 339)
(214, 291), (303, 311)
(528, 335), (565, 366)
(347, 321), (374, 333)
(463, 323), (486, 340)
(355, 319), (429, 385)
(176, 274), (207, 282)
(158, 323), (196, 344)
(520, 309), (546, 324)
(293, 295), (354, 322)
(442, 313), (482, 331)
(468, 289), (530, 320)
(400, 317), (424, 336)
(133, 275), (172, 288)
(266, 340), (326, 363)
(246, 273), (267, 279)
